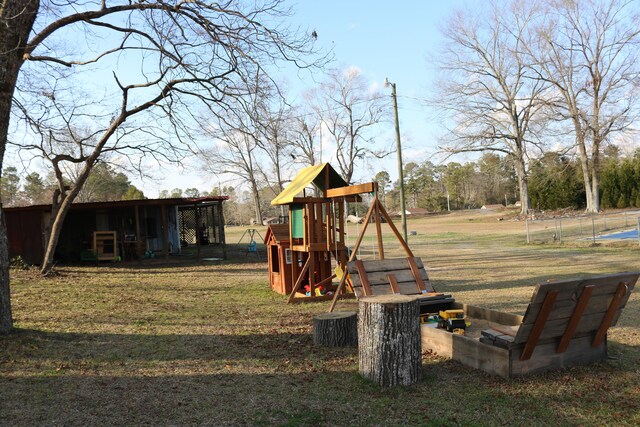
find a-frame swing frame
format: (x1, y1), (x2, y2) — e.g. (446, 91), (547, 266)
(328, 192), (418, 312)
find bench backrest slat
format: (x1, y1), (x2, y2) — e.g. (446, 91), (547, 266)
(347, 257), (434, 299)
(513, 272), (639, 346)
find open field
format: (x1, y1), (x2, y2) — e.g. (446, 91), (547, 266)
(2, 209), (640, 426)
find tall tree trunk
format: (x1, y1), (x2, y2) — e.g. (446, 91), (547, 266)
(591, 174), (600, 213)
(514, 145), (530, 215)
(39, 117), (124, 274)
(0, 205), (12, 333)
(250, 178), (263, 225)
(40, 195), (74, 274)
(589, 133), (603, 213)
(0, 0), (40, 333)
(576, 134), (595, 213)
(274, 151), (286, 217)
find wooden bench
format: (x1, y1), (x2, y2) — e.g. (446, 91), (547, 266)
(346, 257), (455, 310)
(421, 272), (639, 378)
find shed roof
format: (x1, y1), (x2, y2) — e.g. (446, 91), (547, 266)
(271, 163), (348, 206)
(264, 224), (290, 244)
(4, 196), (228, 212)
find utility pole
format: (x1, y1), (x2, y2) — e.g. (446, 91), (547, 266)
(385, 78), (407, 243)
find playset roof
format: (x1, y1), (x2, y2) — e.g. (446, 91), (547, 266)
(264, 223), (290, 244)
(271, 163), (348, 206)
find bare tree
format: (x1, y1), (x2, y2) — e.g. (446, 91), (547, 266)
(434, 0), (548, 215)
(201, 94), (267, 225)
(290, 112), (322, 167)
(0, 0), (39, 334)
(533, 0), (640, 212)
(317, 67), (388, 184)
(254, 93), (292, 200)
(288, 89), (325, 167)
(0, 0), (320, 332)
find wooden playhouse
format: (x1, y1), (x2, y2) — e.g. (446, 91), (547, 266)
(269, 163), (365, 303)
(264, 224), (293, 295)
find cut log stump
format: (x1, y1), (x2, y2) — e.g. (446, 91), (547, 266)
(358, 294), (421, 387)
(313, 311), (357, 347)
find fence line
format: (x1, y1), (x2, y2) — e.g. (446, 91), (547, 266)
(525, 211), (640, 245)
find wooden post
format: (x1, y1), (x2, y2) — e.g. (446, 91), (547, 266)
(374, 199), (384, 259)
(309, 249), (316, 296)
(327, 200), (378, 312)
(358, 294), (421, 387)
(287, 257), (310, 303)
(348, 199), (377, 260)
(313, 311), (357, 347)
(219, 202), (227, 259)
(315, 202), (323, 245)
(328, 264), (350, 313)
(376, 200), (414, 257)
(195, 204), (201, 258)
(161, 205), (169, 259)
(338, 202), (345, 247)
(134, 205), (142, 258)
(325, 201), (332, 251)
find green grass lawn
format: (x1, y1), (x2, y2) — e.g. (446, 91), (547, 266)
(2, 210), (640, 426)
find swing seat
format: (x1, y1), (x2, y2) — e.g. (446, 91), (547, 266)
(346, 257), (452, 308)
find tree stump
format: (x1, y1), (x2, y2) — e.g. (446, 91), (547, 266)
(358, 294), (421, 387)
(313, 311), (357, 346)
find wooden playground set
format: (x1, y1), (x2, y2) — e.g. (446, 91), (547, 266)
(265, 163), (639, 378)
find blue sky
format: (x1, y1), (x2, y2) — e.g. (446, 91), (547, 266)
(133, 1), (472, 195)
(11, 1), (472, 196)
(162, 0), (470, 195)
(290, 1), (457, 162)
(287, 1), (470, 177)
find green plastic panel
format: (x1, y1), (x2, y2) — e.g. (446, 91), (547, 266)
(291, 204), (304, 238)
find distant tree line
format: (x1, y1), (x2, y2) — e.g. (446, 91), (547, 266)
(0, 163), (144, 207)
(528, 147), (640, 211)
(371, 148), (640, 214)
(6, 142), (639, 220)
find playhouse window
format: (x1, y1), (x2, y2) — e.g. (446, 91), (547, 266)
(285, 248), (292, 264)
(271, 246), (279, 272)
